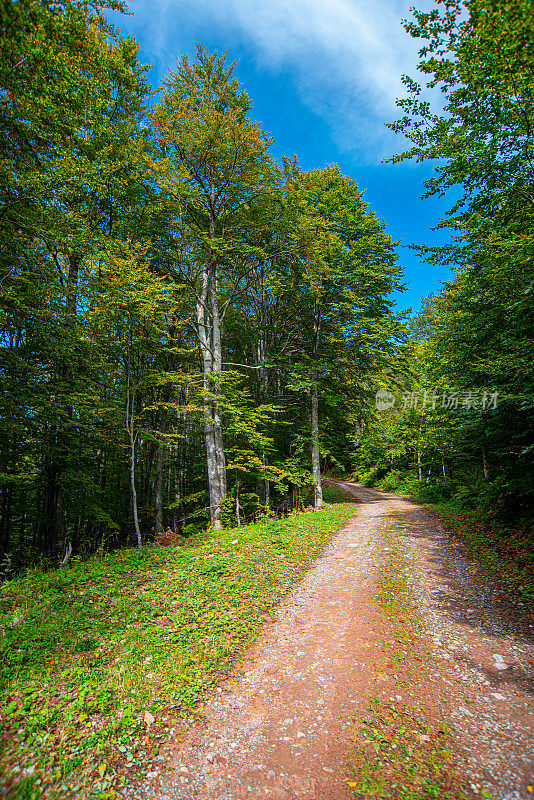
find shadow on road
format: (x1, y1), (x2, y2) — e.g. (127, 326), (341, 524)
(332, 478), (534, 697)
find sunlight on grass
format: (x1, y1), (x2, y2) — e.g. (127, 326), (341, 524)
(0, 501), (354, 800)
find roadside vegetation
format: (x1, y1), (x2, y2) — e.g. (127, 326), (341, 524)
(347, 0), (534, 606)
(0, 491), (354, 800)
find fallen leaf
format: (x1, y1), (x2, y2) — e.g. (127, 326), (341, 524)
(144, 711), (155, 727)
(346, 781), (359, 787)
(98, 764), (107, 777)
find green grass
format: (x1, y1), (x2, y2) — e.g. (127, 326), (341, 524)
(320, 482), (356, 504)
(0, 496), (355, 800)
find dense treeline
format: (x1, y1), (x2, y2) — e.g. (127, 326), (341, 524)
(0, 0), (403, 570)
(3, 0), (532, 575)
(352, 0), (534, 538)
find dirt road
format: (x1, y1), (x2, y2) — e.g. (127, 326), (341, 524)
(132, 483), (534, 800)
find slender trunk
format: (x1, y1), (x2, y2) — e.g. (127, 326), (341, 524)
(0, 487), (12, 557)
(442, 458), (447, 479)
(310, 294), (323, 509)
(42, 253), (80, 566)
(261, 450), (270, 508)
(256, 334), (270, 508)
(126, 354), (141, 548)
(235, 480), (241, 527)
(417, 412), (424, 483)
(129, 426), (141, 547)
(310, 376), (323, 508)
(43, 455), (64, 565)
(154, 405), (168, 535)
(210, 271), (227, 503)
(173, 408), (183, 535)
(197, 272), (223, 530)
(482, 447), (490, 481)
(197, 193), (227, 530)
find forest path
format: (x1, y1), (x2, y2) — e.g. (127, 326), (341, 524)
(134, 483), (534, 800)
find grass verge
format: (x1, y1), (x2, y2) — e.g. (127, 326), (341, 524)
(0, 490), (354, 800)
(426, 501), (534, 604)
(345, 519), (475, 800)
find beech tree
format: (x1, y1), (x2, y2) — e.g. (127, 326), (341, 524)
(152, 46), (275, 529)
(0, 11), (404, 567)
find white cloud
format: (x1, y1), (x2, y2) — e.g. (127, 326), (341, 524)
(124, 0), (437, 161)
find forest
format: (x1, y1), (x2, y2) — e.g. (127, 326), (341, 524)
(1, 0), (533, 578)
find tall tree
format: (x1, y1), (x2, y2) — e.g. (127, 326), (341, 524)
(152, 46), (275, 529)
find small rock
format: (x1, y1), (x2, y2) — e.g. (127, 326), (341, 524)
(179, 766), (189, 774)
(206, 753), (216, 763)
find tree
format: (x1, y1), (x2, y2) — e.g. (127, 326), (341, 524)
(290, 165), (404, 505)
(152, 45), (275, 529)
(384, 0), (534, 520)
(0, 0), (151, 564)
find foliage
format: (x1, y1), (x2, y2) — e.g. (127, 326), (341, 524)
(348, 0), (534, 552)
(0, 9), (401, 569)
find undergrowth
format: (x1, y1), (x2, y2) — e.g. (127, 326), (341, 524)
(427, 502), (534, 604)
(0, 489), (354, 800)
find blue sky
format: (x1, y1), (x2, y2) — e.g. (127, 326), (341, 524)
(110, 0), (453, 313)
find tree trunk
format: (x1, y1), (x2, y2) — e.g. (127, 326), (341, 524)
(482, 447), (490, 480)
(210, 271), (227, 505)
(154, 404), (168, 536)
(310, 293), (323, 510)
(43, 454), (65, 565)
(197, 269), (226, 530)
(126, 362), (141, 548)
(417, 412), (424, 483)
(129, 430), (141, 547)
(255, 334), (271, 508)
(261, 450), (270, 508)
(235, 480), (241, 527)
(310, 376), (323, 508)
